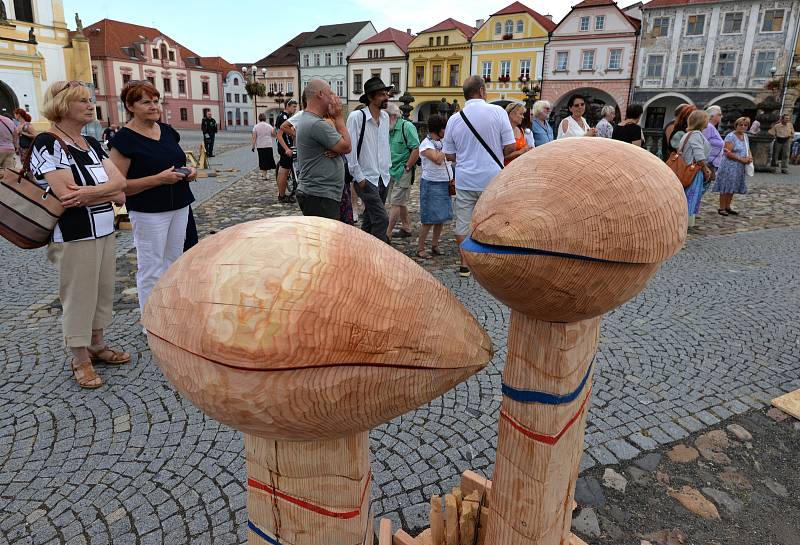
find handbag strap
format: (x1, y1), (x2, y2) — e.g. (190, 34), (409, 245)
(356, 109), (366, 159)
(460, 110), (503, 169)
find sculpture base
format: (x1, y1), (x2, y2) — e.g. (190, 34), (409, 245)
(378, 470), (590, 545)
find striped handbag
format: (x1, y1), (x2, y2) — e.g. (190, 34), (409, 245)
(0, 133), (66, 249)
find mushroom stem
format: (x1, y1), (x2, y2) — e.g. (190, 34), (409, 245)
(485, 313), (600, 544)
(244, 432), (372, 545)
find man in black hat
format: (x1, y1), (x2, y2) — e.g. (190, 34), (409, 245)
(346, 76), (393, 243)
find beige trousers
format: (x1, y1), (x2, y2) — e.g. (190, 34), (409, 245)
(47, 233), (116, 347)
(0, 150), (16, 170)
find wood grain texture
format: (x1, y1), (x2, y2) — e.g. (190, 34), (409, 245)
(485, 316), (596, 545)
(143, 217), (491, 440)
(380, 519), (393, 545)
(470, 138), (687, 264)
(771, 389), (800, 420)
(245, 433), (370, 545)
(393, 529), (423, 545)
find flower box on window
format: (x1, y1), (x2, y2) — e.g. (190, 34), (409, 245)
(764, 79), (781, 91)
(483, 76), (492, 82)
(499, 76), (510, 82)
(502, 33), (513, 40)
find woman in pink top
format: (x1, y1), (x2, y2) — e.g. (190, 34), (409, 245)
(251, 113), (276, 180)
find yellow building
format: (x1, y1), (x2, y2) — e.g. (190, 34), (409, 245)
(0, 1), (92, 129)
(471, 1), (555, 105)
(406, 18), (476, 121)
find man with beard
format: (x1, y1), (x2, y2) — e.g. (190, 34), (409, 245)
(346, 76), (392, 242)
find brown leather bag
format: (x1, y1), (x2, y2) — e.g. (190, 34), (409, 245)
(0, 133), (67, 249)
(666, 131), (701, 188)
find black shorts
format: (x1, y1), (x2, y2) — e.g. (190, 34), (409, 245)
(278, 152), (293, 170)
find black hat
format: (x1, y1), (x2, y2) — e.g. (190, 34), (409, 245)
(359, 76), (394, 104)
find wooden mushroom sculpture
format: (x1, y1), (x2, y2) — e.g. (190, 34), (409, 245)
(143, 216), (492, 545)
(463, 138), (687, 545)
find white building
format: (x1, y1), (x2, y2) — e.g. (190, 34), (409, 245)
(298, 21), (376, 105)
(222, 65), (254, 131)
(633, 0), (800, 129)
(347, 27), (413, 110)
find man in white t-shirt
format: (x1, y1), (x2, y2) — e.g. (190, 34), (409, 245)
(443, 75), (516, 277)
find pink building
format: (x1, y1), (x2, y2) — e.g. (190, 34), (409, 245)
(85, 19), (225, 129)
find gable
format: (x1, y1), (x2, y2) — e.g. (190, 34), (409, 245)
(473, 12), (551, 41)
(553, 5), (637, 36)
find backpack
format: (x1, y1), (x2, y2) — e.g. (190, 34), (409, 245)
(398, 119), (422, 167)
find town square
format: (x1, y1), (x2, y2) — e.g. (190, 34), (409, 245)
(1, 1), (799, 545)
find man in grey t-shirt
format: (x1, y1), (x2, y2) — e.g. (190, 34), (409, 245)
(295, 79), (352, 219)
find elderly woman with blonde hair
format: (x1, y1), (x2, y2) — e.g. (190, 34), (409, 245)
(504, 102), (532, 165)
(531, 100), (553, 146)
(678, 109), (711, 228)
(595, 105), (616, 138)
(702, 105), (724, 180)
(29, 81), (129, 388)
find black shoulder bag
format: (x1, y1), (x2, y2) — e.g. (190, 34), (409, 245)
(460, 111), (504, 169)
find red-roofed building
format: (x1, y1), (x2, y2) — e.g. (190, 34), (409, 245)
(347, 28), (414, 109)
(407, 19), (477, 120)
(85, 19), (226, 129)
(540, 0), (641, 127)
(251, 32), (311, 125)
(471, 2), (556, 106)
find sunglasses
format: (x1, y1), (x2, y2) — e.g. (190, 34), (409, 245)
(55, 80), (89, 95)
(572, 103), (585, 107)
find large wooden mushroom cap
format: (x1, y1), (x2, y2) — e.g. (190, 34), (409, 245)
(464, 138), (687, 322)
(143, 217), (492, 441)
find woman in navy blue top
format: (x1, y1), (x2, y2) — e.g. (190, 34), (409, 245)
(108, 80), (196, 321)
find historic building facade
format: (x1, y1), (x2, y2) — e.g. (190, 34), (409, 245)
(347, 27), (413, 111)
(541, 0), (641, 124)
(0, 1), (92, 129)
(298, 21), (376, 106)
(86, 19), (224, 130)
(253, 32), (309, 126)
(471, 2), (555, 107)
(407, 18), (477, 121)
(217, 61), (253, 131)
(633, 0), (800, 129)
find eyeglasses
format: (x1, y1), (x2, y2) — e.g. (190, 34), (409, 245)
(55, 81), (88, 95)
(572, 103), (585, 108)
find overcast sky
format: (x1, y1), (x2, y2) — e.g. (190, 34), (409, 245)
(63, 0), (637, 64)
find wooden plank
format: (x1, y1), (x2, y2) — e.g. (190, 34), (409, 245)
(772, 389), (800, 420)
(569, 533), (590, 545)
(444, 494), (458, 545)
(458, 501), (478, 545)
(378, 518), (392, 545)
(416, 528), (433, 545)
(430, 495), (444, 545)
(460, 470), (492, 499)
(393, 529), (422, 545)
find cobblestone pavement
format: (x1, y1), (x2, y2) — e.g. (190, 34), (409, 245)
(1, 159), (798, 543)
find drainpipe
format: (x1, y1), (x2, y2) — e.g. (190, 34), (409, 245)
(540, 31), (550, 100)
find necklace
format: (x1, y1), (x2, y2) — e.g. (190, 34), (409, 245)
(53, 124), (88, 150)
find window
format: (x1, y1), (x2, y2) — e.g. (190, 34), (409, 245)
(371, 69), (380, 79)
(495, 22), (502, 34)
(278, 82), (284, 93)
(608, 49), (622, 70)
(716, 52), (736, 76)
(14, 0), (34, 23)
(505, 20), (513, 34)
(556, 51), (568, 71)
(652, 17), (670, 36)
(595, 16), (605, 31)
(686, 15), (705, 36)
(152, 48), (159, 59)
(122, 73), (131, 84)
(95, 106), (102, 120)
(168, 51), (175, 61)
(429, 37), (434, 46)
(500, 60), (511, 78)
(234, 94), (239, 103)
(225, 92), (231, 102)
(201, 81), (209, 95)
(324, 52), (331, 65)
(432, 65), (442, 86)
(180, 108), (188, 121)
(449, 64), (459, 87)
(227, 111), (233, 126)
(335, 80), (344, 97)
(581, 50), (595, 70)
(436, 37), (441, 46)
(313, 53), (320, 66)
(679, 53), (699, 77)
(337, 52), (343, 64)
(754, 51), (776, 76)
(287, 82), (293, 93)
(722, 12), (743, 33)
(516, 20), (524, 33)
(520, 59), (531, 79)
(443, 36), (449, 45)
(416, 65), (425, 86)
(368, 50), (373, 59)
(762, 9), (784, 32)
(178, 79), (186, 94)
(268, 82), (275, 93)
(390, 71), (400, 91)
(243, 112), (248, 126)
(242, 95), (247, 104)
(579, 16), (590, 31)
(92, 72), (98, 88)
(163, 78), (171, 93)
(646, 55), (664, 78)
(147, 76), (155, 85)
(303, 54), (310, 67)
(482, 61), (492, 79)
(233, 77), (239, 85)
(353, 72), (363, 93)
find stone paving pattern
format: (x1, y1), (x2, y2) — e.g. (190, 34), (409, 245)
(1, 144), (798, 543)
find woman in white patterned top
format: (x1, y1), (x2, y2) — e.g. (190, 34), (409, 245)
(30, 81), (129, 389)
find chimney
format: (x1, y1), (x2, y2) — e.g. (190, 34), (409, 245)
(476, 18), (485, 28)
(407, 28), (412, 35)
(544, 14), (553, 21)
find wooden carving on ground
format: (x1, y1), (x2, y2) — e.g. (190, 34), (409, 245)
(460, 138), (687, 545)
(143, 216), (493, 545)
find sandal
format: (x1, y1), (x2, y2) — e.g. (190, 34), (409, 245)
(416, 250), (430, 259)
(431, 246), (443, 256)
(717, 209), (729, 216)
(725, 208), (739, 215)
(71, 360), (103, 389)
(88, 345), (131, 365)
